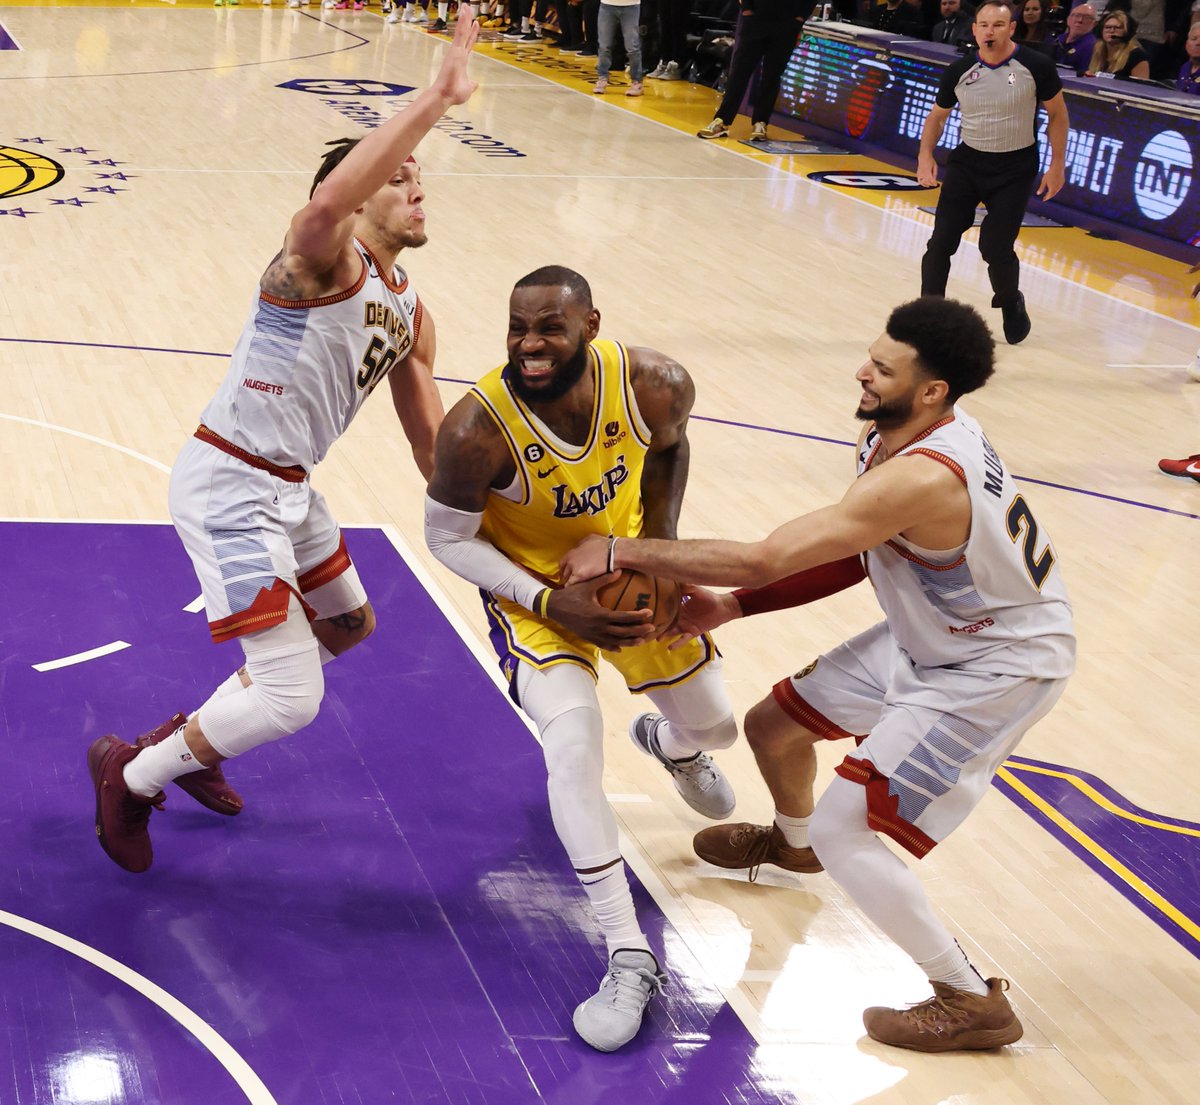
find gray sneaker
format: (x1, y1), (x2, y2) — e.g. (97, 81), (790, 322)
(629, 713), (735, 819)
(573, 949), (665, 1052)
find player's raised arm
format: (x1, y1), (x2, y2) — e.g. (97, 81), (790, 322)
(284, 15), (480, 278)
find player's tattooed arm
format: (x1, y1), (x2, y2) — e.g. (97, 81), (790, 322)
(427, 395), (515, 513)
(260, 248), (326, 302)
(629, 347), (696, 541)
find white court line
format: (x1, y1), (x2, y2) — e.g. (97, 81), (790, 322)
(1106, 362), (1191, 369)
(378, 523), (782, 1046)
(0, 414), (171, 475)
(184, 594), (206, 613)
(0, 909), (278, 1105)
(33, 640), (131, 672)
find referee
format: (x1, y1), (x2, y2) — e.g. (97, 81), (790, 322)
(917, 1), (1068, 344)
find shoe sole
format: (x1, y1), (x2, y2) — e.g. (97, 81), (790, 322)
(174, 773), (244, 816)
(866, 1017), (1023, 1052)
(693, 839), (823, 874)
(88, 736), (153, 873)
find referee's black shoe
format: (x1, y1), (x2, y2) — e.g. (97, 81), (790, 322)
(1000, 294), (1031, 345)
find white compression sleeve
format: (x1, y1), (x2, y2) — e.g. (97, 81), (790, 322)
(424, 494), (547, 610)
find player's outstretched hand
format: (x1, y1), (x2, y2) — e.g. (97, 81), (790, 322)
(560, 533), (611, 585)
(665, 585), (742, 649)
(546, 574), (654, 651)
(432, 10), (480, 107)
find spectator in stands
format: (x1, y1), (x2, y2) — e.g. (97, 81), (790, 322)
(872, 0), (929, 33)
(1178, 19), (1200, 87)
(931, 0), (976, 43)
(648, 0), (690, 79)
(1089, 9), (1151, 77)
(697, 0), (815, 140)
(1177, 19), (1200, 87)
(593, 0), (645, 95)
(1014, 0), (1051, 41)
(1106, 0), (1168, 74)
(1052, 2), (1098, 70)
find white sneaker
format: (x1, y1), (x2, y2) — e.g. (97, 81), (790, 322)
(660, 60), (683, 81)
(573, 949), (664, 1052)
(629, 713), (735, 819)
(287, 1), (304, 7)
(386, 7), (399, 17)
(750, 121), (768, 141)
(646, 60), (668, 79)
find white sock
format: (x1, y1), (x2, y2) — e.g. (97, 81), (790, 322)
(919, 942), (989, 996)
(579, 862), (650, 956)
(438, 1), (448, 16)
(773, 810), (811, 848)
(124, 727), (208, 797)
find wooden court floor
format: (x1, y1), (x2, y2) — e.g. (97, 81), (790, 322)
(2, 5), (1199, 1104)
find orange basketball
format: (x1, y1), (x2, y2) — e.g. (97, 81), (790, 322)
(595, 569), (681, 635)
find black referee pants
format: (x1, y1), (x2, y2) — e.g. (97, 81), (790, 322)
(920, 144), (1039, 308)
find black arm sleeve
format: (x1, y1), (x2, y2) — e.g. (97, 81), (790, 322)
(935, 55), (973, 108)
(1017, 44), (1064, 100)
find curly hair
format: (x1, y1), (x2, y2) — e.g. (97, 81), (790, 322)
(513, 266), (594, 308)
(885, 298), (995, 402)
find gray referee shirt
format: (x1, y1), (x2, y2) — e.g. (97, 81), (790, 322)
(935, 46), (1062, 153)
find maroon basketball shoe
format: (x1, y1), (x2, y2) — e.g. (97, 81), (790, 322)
(88, 735), (162, 873)
(136, 712), (244, 816)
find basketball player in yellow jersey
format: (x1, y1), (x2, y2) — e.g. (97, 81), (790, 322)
(425, 266), (739, 1053)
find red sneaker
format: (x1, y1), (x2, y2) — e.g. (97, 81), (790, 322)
(1158, 454), (1200, 483)
(136, 712), (244, 816)
(88, 735), (161, 873)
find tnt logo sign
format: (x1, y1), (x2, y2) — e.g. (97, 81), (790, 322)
(277, 78), (417, 97)
(1133, 130), (1192, 221)
(808, 170), (928, 190)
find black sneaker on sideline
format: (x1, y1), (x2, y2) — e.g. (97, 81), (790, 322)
(1000, 293), (1031, 344)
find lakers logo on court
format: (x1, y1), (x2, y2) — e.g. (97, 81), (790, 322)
(0, 145), (64, 199)
(0, 138), (134, 218)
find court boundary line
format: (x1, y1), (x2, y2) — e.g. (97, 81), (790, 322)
(0, 907), (279, 1104)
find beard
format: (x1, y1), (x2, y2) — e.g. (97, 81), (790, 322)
(507, 336), (591, 405)
(854, 388), (916, 428)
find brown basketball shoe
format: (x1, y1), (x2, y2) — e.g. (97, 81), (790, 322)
(88, 734), (162, 873)
(693, 822), (823, 881)
(136, 712), (244, 816)
(863, 978), (1024, 1053)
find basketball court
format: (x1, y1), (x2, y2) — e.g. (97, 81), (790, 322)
(1, 6), (1198, 1103)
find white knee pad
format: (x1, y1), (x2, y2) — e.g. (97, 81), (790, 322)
(199, 628), (324, 759)
(645, 660), (738, 753)
(517, 663), (620, 870)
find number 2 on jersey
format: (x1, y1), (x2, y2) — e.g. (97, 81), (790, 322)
(1006, 495), (1054, 590)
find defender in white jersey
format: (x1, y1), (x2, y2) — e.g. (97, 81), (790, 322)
(562, 297), (1076, 1054)
(86, 17), (480, 874)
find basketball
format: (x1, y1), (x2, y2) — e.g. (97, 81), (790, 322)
(595, 569), (681, 635)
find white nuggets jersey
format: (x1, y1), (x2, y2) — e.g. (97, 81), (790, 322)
(859, 408), (1075, 678)
(200, 239), (423, 471)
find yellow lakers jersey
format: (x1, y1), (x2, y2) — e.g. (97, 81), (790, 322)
(471, 339), (652, 584)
